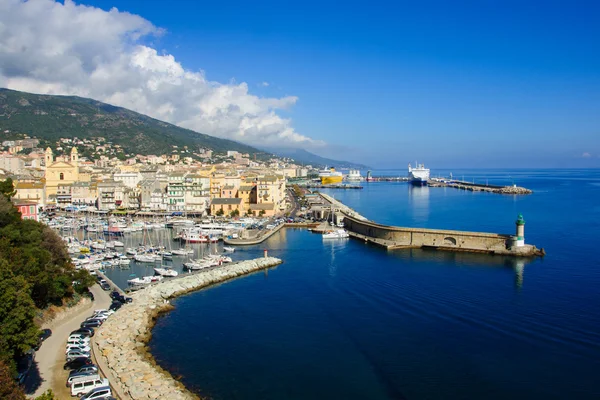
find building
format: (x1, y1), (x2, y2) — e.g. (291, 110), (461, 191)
(210, 197), (242, 216)
(44, 147), (80, 200)
(13, 180), (46, 206)
(0, 155), (25, 173)
(14, 201), (39, 221)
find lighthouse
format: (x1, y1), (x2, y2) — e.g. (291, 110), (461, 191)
(515, 214), (525, 247)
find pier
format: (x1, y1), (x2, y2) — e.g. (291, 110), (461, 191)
(427, 178), (532, 195)
(320, 194), (544, 257)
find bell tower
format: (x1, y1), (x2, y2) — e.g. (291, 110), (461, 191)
(70, 147), (79, 166)
(44, 147), (53, 167)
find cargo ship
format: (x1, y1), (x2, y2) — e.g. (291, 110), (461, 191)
(319, 167), (343, 185)
(407, 162), (430, 186)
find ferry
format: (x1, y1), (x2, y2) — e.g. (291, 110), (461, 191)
(346, 169), (363, 182)
(319, 167), (343, 185)
(407, 162), (430, 186)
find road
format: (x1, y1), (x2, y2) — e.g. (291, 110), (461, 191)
(26, 284), (112, 398)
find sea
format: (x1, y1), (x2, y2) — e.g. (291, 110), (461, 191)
(106, 168), (600, 400)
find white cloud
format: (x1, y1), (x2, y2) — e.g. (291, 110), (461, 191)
(260, 81), (270, 87)
(582, 152), (592, 158)
(0, 0), (323, 148)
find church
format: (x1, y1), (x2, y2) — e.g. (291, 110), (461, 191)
(44, 147), (80, 200)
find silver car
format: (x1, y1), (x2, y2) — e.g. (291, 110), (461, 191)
(66, 350), (90, 362)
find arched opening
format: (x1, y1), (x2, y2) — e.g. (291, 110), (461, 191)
(444, 237), (457, 246)
(59, 173), (64, 180)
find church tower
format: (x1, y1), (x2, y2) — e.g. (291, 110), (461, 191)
(44, 147), (54, 167)
(70, 147), (79, 166)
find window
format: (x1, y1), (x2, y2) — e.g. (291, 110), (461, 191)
(30, 206), (35, 214)
(59, 172), (64, 180)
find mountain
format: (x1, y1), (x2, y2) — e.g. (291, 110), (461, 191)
(0, 88), (268, 158)
(266, 148), (369, 169)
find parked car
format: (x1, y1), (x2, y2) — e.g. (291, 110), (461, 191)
(112, 293), (132, 303)
(100, 282), (111, 291)
(66, 372), (100, 387)
(15, 349), (35, 385)
(71, 327), (95, 337)
(81, 320), (102, 328)
(71, 377), (109, 397)
(64, 357), (92, 370)
(68, 364), (98, 379)
(66, 338), (90, 347)
(80, 386), (113, 400)
(109, 301), (122, 311)
(66, 350), (91, 362)
(65, 345), (91, 354)
(35, 328), (52, 350)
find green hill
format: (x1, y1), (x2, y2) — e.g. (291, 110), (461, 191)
(0, 88), (268, 158)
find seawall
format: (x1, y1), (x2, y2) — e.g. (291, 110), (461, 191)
(93, 257), (283, 399)
(319, 193), (543, 257)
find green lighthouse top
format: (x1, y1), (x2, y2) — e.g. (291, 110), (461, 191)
(516, 214), (525, 225)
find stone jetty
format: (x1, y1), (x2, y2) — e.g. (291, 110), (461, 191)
(93, 257), (283, 400)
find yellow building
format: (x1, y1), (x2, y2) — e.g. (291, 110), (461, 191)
(14, 180), (46, 206)
(44, 147), (80, 200)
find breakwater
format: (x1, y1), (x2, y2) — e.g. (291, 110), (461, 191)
(320, 194), (544, 257)
(93, 257), (283, 400)
(428, 178), (532, 194)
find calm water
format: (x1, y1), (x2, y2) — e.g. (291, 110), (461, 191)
(142, 169), (600, 399)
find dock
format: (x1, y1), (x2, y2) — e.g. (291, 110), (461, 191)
(427, 178), (532, 194)
(320, 194), (543, 257)
(297, 183), (363, 189)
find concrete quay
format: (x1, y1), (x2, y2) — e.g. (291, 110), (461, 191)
(93, 257), (283, 400)
(321, 193), (544, 257)
(428, 178), (533, 195)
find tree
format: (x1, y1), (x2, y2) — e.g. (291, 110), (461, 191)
(0, 260), (39, 370)
(259, 210), (266, 216)
(230, 209), (240, 218)
(34, 390), (55, 400)
(0, 359), (25, 400)
(215, 208), (224, 216)
(0, 178), (17, 201)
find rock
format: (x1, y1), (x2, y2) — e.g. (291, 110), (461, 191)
(95, 257), (282, 400)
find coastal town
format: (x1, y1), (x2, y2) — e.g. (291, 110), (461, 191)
(1, 134), (314, 218)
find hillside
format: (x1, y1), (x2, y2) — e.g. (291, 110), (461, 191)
(0, 88), (268, 158)
(266, 148), (369, 169)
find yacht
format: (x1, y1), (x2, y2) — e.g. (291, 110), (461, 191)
(134, 254), (155, 263)
(153, 267), (178, 277)
(322, 229), (350, 239)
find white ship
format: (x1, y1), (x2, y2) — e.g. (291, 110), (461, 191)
(346, 169), (363, 182)
(408, 162), (430, 186)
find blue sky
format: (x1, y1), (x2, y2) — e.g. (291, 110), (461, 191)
(6, 0), (600, 168)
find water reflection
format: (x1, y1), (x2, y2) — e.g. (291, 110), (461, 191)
(407, 185), (430, 224)
(387, 247), (535, 286)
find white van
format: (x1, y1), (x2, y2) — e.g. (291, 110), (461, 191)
(71, 376), (109, 397)
(67, 338), (90, 346)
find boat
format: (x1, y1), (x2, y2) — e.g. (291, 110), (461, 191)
(222, 246), (235, 252)
(172, 248), (194, 256)
(127, 275), (163, 287)
(179, 229), (208, 243)
(346, 169), (363, 182)
(407, 162), (430, 186)
(183, 260), (212, 270)
(134, 254), (155, 263)
(118, 256), (131, 266)
(319, 167), (344, 185)
(322, 229), (350, 239)
(153, 267), (178, 277)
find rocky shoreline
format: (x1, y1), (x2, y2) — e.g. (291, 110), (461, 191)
(93, 256), (283, 400)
